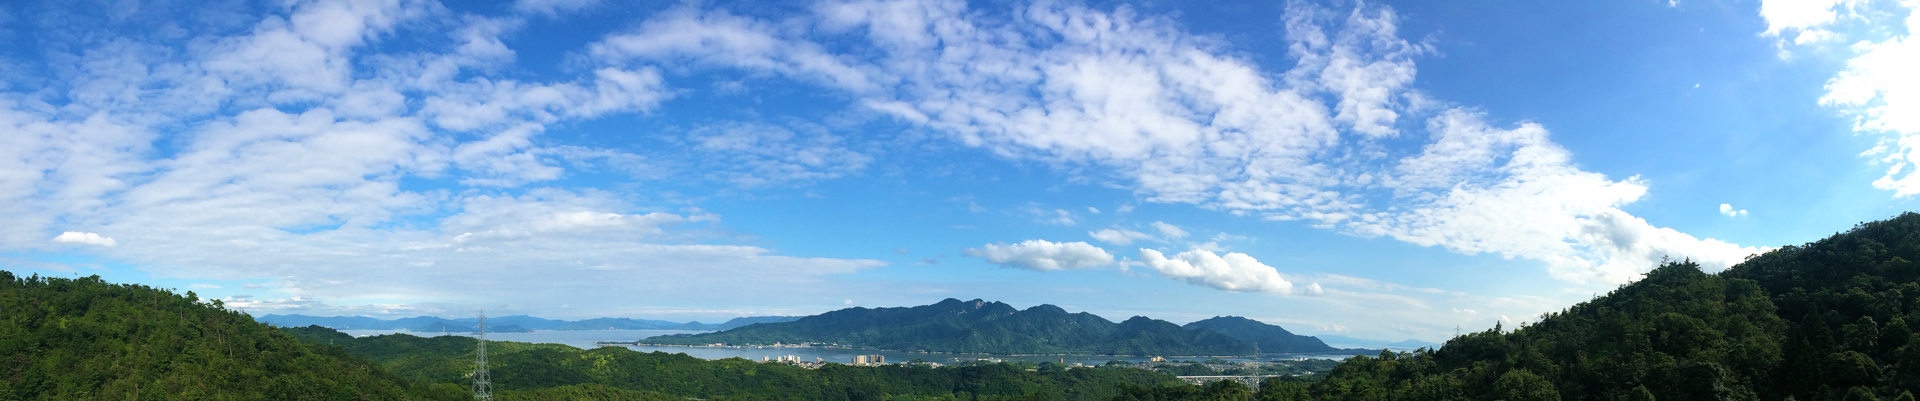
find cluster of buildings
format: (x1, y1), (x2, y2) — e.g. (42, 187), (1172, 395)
(756, 354), (913, 369)
(761, 355), (816, 363)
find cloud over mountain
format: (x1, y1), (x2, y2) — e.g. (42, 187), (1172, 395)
(1138, 248), (1310, 295)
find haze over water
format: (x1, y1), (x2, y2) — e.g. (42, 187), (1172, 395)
(340, 329), (1364, 364)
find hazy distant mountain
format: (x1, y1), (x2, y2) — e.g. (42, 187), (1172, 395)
(256, 314), (800, 332)
(641, 298), (1343, 356)
(1315, 334), (1440, 350)
(1182, 316), (1338, 354)
(411, 321), (534, 333)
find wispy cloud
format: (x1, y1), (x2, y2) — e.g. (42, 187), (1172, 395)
(590, 0), (1757, 284)
(1088, 228), (1155, 246)
(0, 0), (885, 317)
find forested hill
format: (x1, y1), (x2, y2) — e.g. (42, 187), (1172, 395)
(1285, 212), (1920, 401)
(0, 271), (466, 400)
(290, 325), (1189, 401)
(640, 298), (1340, 355)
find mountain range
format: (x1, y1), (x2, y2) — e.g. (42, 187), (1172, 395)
(639, 298), (1346, 356)
(255, 314), (800, 332)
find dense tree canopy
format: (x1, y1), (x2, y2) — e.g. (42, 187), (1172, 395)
(0, 271), (463, 400)
(1114, 212), (1920, 401)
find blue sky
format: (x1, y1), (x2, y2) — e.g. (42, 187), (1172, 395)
(1, 0), (1916, 342)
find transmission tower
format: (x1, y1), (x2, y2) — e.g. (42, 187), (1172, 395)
(472, 309), (494, 401)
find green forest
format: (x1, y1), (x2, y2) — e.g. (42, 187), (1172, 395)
(0, 271), (465, 400)
(1264, 212), (1920, 400)
(18, 212), (1920, 399)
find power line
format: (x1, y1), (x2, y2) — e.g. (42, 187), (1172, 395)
(472, 309), (493, 401)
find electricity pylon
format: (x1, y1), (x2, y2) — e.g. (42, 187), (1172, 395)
(472, 309), (493, 401)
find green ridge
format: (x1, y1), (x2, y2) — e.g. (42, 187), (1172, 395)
(0, 272), (464, 400)
(1236, 211), (1920, 400)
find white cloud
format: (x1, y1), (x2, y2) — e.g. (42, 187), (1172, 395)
(1719, 203), (1749, 217)
(1088, 228), (1154, 245)
(588, 0), (1745, 285)
(1137, 248), (1310, 295)
(1151, 221), (1189, 238)
(189, 283), (222, 290)
(1759, 0), (1920, 196)
(0, 0), (886, 318)
(964, 240), (1113, 271)
(1832, 34), (1920, 194)
(53, 232), (117, 247)
(1758, 0), (1860, 36)
(1350, 110), (1766, 282)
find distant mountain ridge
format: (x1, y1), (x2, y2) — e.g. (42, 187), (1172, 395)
(256, 314), (800, 332)
(640, 298), (1347, 356)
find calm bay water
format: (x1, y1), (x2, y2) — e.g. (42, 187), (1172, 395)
(336, 329), (1360, 364)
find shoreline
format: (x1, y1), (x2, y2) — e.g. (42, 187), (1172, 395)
(600, 342), (1376, 358)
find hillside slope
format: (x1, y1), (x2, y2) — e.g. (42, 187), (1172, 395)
(1290, 212), (1920, 401)
(0, 272), (463, 400)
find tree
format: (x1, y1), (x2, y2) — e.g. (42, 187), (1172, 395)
(1491, 369), (1557, 401)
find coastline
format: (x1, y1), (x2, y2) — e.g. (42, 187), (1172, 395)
(600, 341), (1377, 359)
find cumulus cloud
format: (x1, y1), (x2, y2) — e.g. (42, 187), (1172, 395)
(1349, 110), (1767, 282)
(1138, 248), (1312, 295)
(52, 232), (117, 247)
(585, 0), (1751, 285)
(1720, 204), (1749, 217)
(964, 240), (1113, 271)
(1089, 228), (1155, 245)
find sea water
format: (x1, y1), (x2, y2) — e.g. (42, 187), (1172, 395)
(335, 329), (1361, 364)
